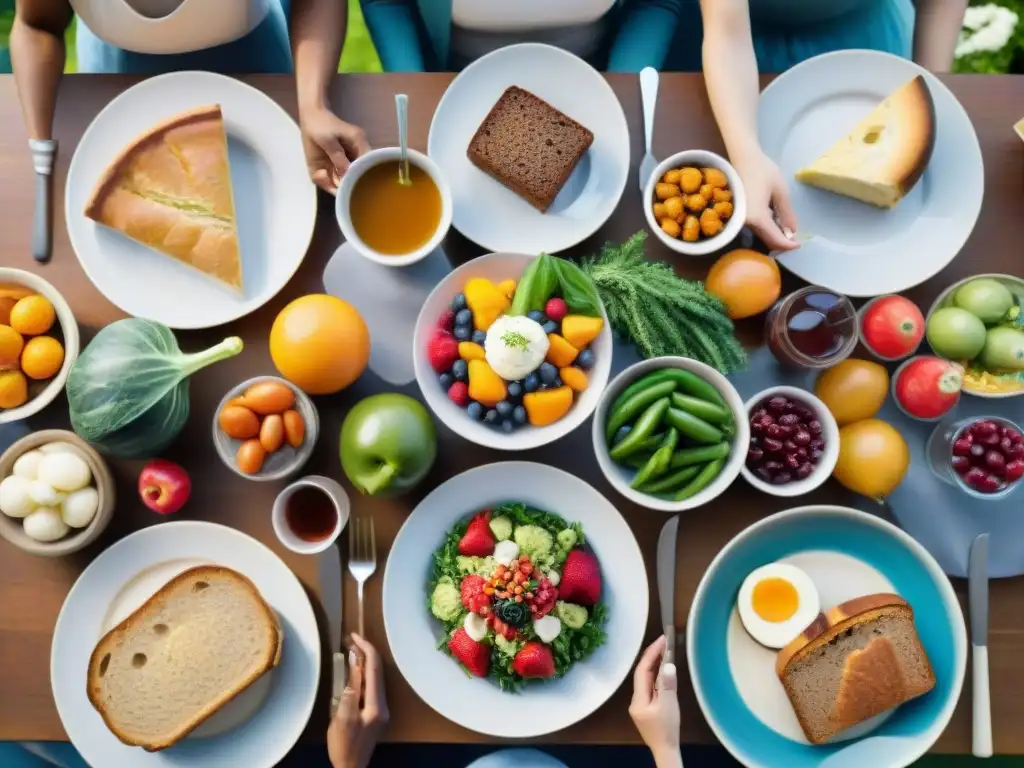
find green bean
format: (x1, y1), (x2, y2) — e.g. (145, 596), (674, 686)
(630, 429), (678, 489)
(664, 407), (723, 445)
(669, 442), (731, 469)
(605, 381), (676, 441)
(670, 392), (734, 426)
(608, 370), (678, 415)
(674, 458), (726, 501)
(639, 464), (702, 495)
(638, 432), (668, 453)
(622, 451), (655, 469)
(662, 369), (726, 406)
(609, 397), (670, 460)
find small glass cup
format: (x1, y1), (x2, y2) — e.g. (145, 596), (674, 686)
(765, 286), (858, 370)
(926, 415), (1024, 500)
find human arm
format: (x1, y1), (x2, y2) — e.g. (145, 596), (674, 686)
(327, 633), (390, 768)
(606, 0), (686, 73)
(9, 0), (73, 140)
(361, 0), (428, 72)
(912, 0), (968, 72)
(291, 0), (370, 193)
(629, 636), (684, 768)
(699, 0), (797, 251)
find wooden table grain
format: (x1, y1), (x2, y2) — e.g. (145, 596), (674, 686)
(0, 73), (1022, 753)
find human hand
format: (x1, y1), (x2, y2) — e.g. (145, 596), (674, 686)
(629, 635), (683, 768)
(732, 146), (799, 253)
(327, 633), (389, 768)
(300, 105), (371, 194)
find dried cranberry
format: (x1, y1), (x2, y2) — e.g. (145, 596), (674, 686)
(793, 431), (811, 447)
(772, 472), (793, 485)
(758, 413), (776, 427)
(1006, 460), (1024, 482)
(778, 414), (800, 427)
(748, 448), (765, 464)
(751, 419), (766, 435)
(963, 467), (987, 488)
(756, 467), (774, 483)
(808, 420), (823, 435)
(951, 455), (971, 475)
(981, 432), (1001, 447)
(1012, 443), (1024, 459)
(795, 407), (815, 422)
(810, 448), (825, 464)
(763, 438), (784, 453)
(766, 424), (785, 439)
(986, 450), (1007, 474)
(751, 408), (768, 421)
(767, 397), (789, 414)
(953, 438), (974, 457)
(810, 438), (825, 451)
(764, 460), (784, 473)
(782, 441), (798, 454)
(976, 420), (1000, 437)
(797, 447), (809, 459)
(795, 463), (814, 480)
(976, 474), (1003, 494)
(784, 454), (801, 470)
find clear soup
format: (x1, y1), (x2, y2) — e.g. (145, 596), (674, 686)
(349, 161), (442, 255)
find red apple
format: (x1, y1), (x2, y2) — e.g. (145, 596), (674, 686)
(138, 459), (192, 515)
(861, 295), (925, 360)
(893, 356), (964, 420)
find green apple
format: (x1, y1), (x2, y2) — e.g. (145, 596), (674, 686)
(340, 393), (437, 496)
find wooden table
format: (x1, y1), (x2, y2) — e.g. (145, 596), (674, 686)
(1, 72), (1022, 753)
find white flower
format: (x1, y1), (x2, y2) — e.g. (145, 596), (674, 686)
(956, 4), (1019, 58)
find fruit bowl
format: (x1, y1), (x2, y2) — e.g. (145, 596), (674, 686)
(739, 386), (840, 498)
(0, 268), (80, 425)
(413, 252), (612, 451)
(924, 273), (1024, 399)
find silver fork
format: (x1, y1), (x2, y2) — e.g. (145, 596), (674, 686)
(348, 516), (377, 638)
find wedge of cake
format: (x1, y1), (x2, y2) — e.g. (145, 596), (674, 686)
(795, 76), (935, 209)
(467, 86), (594, 212)
(84, 105), (243, 290)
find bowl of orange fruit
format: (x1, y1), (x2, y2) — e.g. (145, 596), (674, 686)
(0, 269), (78, 424)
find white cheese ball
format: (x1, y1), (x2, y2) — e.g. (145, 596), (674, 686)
(464, 612), (488, 642)
(493, 540), (520, 566)
(0, 475), (36, 518)
(12, 450), (45, 480)
(533, 615), (562, 643)
(37, 452), (92, 492)
(23, 507), (69, 542)
(38, 442), (77, 454)
(61, 487), (99, 528)
(28, 480), (65, 507)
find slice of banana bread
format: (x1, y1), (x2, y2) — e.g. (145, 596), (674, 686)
(466, 86), (594, 212)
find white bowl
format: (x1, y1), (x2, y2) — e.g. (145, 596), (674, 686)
(271, 475), (350, 555)
(740, 386), (840, 497)
(856, 294), (925, 363)
(413, 252), (612, 451)
(643, 150), (747, 258)
(0, 269), (80, 425)
(592, 357), (748, 512)
(335, 147), (453, 268)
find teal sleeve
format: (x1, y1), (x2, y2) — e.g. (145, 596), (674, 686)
(360, 0), (427, 72)
(607, 0), (687, 73)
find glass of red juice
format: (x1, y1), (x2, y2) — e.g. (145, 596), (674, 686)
(766, 286), (858, 370)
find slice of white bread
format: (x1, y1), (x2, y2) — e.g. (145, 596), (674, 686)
(86, 565), (283, 751)
(775, 593), (936, 744)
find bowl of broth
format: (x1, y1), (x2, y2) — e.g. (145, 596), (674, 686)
(336, 147), (452, 267)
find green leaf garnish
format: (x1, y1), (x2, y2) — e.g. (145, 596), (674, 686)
(500, 330), (530, 350)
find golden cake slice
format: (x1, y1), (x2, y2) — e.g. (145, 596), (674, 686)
(795, 76), (935, 209)
(84, 105), (242, 290)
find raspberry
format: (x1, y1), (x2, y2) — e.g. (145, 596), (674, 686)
(448, 381), (470, 407)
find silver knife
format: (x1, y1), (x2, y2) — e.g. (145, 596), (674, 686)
(318, 542), (346, 717)
(656, 516), (680, 667)
(970, 533), (992, 758)
(29, 139), (57, 264)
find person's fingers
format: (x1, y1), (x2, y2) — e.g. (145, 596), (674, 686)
(771, 178), (799, 234)
(631, 635), (667, 706)
(749, 214), (799, 252)
(316, 133), (352, 180)
(350, 633), (387, 718)
(338, 123), (371, 159)
(656, 661), (678, 693)
(311, 168), (338, 195)
(339, 646), (364, 719)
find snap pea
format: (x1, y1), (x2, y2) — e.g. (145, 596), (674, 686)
(623, 451), (655, 469)
(609, 397), (670, 460)
(630, 429), (679, 489)
(605, 380), (676, 442)
(670, 392), (734, 426)
(608, 370), (678, 416)
(664, 407), (723, 445)
(669, 442), (731, 469)
(639, 464), (702, 495)
(637, 432), (668, 453)
(674, 458), (726, 501)
(662, 369), (726, 406)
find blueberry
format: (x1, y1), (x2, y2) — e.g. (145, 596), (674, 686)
(551, 377), (563, 389)
(496, 400), (513, 418)
(576, 349), (595, 370)
(501, 420), (516, 434)
(542, 320), (558, 335)
(452, 293), (467, 311)
(484, 409), (499, 424)
(452, 360), (468, 381)
(538, 362), (558, 385)
(523, 373), (540, 393)
(467, 402), (484, 420)
(454, 325), (471, 341)
(455, 308), (473, 327)
(513, 406), (527, 424)
(527, 310), (547, 324)
(507, 381), (523, 400)
(472, 330), (487, 345)
(439, 372), (453, 389)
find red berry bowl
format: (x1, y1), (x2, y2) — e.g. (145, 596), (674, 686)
(927, 416), (1024, 499)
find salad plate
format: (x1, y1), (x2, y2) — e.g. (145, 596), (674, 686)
(51, 521), (320, 768)
(383, 461), (647, 738)
(758, 50), (982, 297)
(65, 71), (316, 329)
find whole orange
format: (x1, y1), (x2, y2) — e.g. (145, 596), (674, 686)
(705, 249), (781, 320)
(270, 294), (370, 394)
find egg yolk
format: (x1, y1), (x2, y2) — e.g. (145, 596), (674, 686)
(751, 577), (799, 622)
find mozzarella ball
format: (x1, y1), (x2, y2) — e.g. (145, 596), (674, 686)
(28, 480), (65, 507)
(38, 442), (77, 454)
(533, 615), (562, 643)
(23, 507), (69, 542)
(12, 450), (45, 480)
(61, 487), (99, 528)
(0, 475), (36, 518)
(37, 452), (92, 492)
(493, 540), (520, 566)
(463, 612), (488, 642)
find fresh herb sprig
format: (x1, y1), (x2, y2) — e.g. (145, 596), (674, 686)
(509, 254), (602, 317)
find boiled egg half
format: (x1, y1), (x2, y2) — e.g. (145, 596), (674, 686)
(737, 563), (820, 649)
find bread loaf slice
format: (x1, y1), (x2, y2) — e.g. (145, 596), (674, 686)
(86, 565), (282, 751)
(466, 86), (594, 212)
(776, 593), (936, 744)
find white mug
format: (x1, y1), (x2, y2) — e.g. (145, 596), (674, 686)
(271, 475), (350, 555)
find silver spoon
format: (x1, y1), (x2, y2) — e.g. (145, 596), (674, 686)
(638, 67), (659, 192)
(395, 93), (411, 186)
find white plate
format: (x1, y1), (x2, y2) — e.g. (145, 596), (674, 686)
(383, 462), (648, 738)
(427, 43), (629, 254)
(66, 71), (317, 329)
(51, 521), (320, 768)
(758, 50), (983, 297)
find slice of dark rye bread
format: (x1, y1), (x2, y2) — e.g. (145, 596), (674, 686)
(466, 86), (594, 212)
(775, 593), (936, 745)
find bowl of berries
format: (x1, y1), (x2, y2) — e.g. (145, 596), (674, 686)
(414, 252), (612, 450)
(927, 416), (1024, 499)
(740, 386), (840, 497)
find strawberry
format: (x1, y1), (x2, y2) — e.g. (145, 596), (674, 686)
(427, 330), (459, 373)
(458, 510), (495, 557)
(545, 298), (568, 323)
(558, 550), (602, 606)
(512, 641), (555, 679)
(448, 628), (490, 677)
(448, 381), (470, 407)
(437, 309), (456, 333)
(460, 574), (486, 610)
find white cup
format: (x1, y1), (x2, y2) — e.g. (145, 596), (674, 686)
(271, 475), (350, 555)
